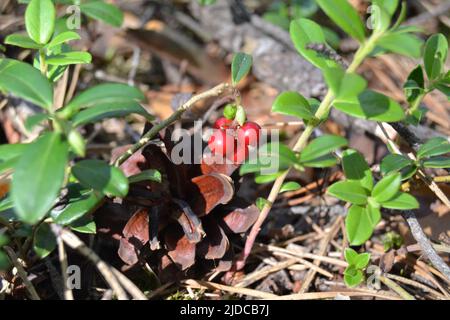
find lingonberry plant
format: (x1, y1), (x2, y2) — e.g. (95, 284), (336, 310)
(237, 0), (450, 287)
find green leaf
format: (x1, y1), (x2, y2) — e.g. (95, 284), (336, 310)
(70, 217), (96, 234)
(254, 172), (282, 184)
(334, 90), (405, 122)
(315, 0), (365, 42)
(301, 154), (338, 168)
(422, 156), (450, 169)
(235, 105), (246, 126)
(290, 18), (340, 70)
(327, 181), (369, 205)
(0, 144), (28, 173)
(334, 73), (367, 101)
(46, 51), (92, 66)
(4, 34), (43, 49)
(0, 59), (53, 109)
(223, 104), (237, 120)
(52, 185), (103, 225)
(344, 248), (359, 265)
(367, 201), (381, 227)
(25, 0), (56, 44)
(323, 67), (345, 95)
(380, 154), (415, 177)
(436, 83), (450, 100)
(344, 267), (364, 287)
(0, 197), (14, 214)
(377, 32), (423, 58)
(80, 1), (124, 27)
(72, 160), (129, 197)
(355, 252), (371, 269)
(300, 135), (347, 163)
(272, 91), (313, 121)
(231, 53), (253, 86)
(280, 182), (301, 193)
(372, 0), (399, 17)
(381, 192), (419, 210)
(417, 137), (450, 159)
(67, 130), (86, 157)
(11, 132), (69, 224)
(33, 223), (56, 258)
(372, 173), (401, 203)
(24, 113), (49, 131)
(256, 197), (270, 211)
(404, 65), (425, 103)
(240, 143), (297, 175)
(0, 251), (10, 270)
(60, 83), (145, 118)
(72, 101), (152, 127)
(424, 34), (448, 80)
(47, 31), (81, 49)
(345, 205), (375, 245)
(342, 149), (373, 191)
(129, 170), (162, 184)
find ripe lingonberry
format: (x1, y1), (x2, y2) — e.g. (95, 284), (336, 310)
(214, 117), (233, 129)
(237, 121), (261, 148)
(208, 129), (235, 157)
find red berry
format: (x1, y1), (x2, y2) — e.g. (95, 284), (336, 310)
(208, 129), (235, 157)
(214, 117), (233, 129)
(232, 142), (248, 164)
(237, 121), (261, 148)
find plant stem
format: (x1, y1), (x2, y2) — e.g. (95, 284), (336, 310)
(114, 83), (230, 167)
(39, 50), (47, 77)
(235, 31), (384, 271)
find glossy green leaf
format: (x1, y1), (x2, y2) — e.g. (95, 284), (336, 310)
(301, 154), (338, 168)
(129, 170), (162, 184)
(0, 197), (14, 213)
(372, 0), (399, 17)
(231, 52), (253, 86)
(0, 144), (28, 173)
(24, 113), (49, 131)
(315, 0), (365, 42)
(344, 248), (359, 265)
(47, 31), (81, 49)
(240, 143), (297, 175)
(381, 192), (419, 210)
(0, 59), (53, 109)
(327, 181), (369, 205)
(72, 160), (129, 197)
(290, 19), (340, 70)
(280, 182), (301, 193)
(422, 156), (450, 169)
(380, 154), (415, 178)
(72, 101), (152, 127)
(344, 266), (364, 287)
(367, 201), (381, 227)
(342, 149), (373, 191)
(424, 34), (448, 80)
(33, 223), (56, 258)
(345, 205), (374, 245)
(436, 83), (450, 101)
(417, 137), (450, 159)
(4, 34), (43, 49)
(334, 73), (367, 101)
(372, 173), (401, 203)
(334, 90), (405, 122)
(80, 1), (124, 27)
(354, 252), (371, 269)
(272, 91), (313, 120)
(70, 217), (96, 234)
(60, 83), (145, 118)
(377, 32), (423, 58)
(404, 65), (425, 103)
(254, 173), (281, 184)
(11, 132), (69, 224)
(300, 135), (347, 163)
(46, 51), (92, 66)
(25, 0), (56, 44)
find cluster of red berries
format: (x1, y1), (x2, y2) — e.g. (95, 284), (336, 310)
(208, 117), (261, 164)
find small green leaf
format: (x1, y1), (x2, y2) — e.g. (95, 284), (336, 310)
(129, 170), (162, 184)
(404, 65), (425, 103)
(231, 53), (253, 86)
(4, 34), (43, 49)
(422, 156), (450, 169)
(290, 19), (340, 71)
(0, 144), (28, 173)
(300, 135), (347, 163)
(24, 113), (49, 131)
(280, 182), (301, 193)
(345, 205), (374, 245)
(240, 143), (297, 175)
(417, 137), (450, 159)
(315, 0), (365, 42)
(342, 149), (373, 191)
(334, 73), (367, 102)
(436, 83), (450, 100)
(272, 91), (313, 120)
(334, 90), (405, 122)
(344, 248), (358, 265)
(256, 197), (270, 211)
(381, 192), (419, 210)
(72, 101), (152, 127)
(46, 51), (92, 66)
(0, 59), (53, 109)
(327, 181), (369, 205)
(367, 201), (381, 227)
(68, 130), (86, 157)
(223, 104), (237, 120)
(11, 133), (69, 224)
(60, 83), (145, 119)
(372, 173), (401, 203)
(72, 160), (129, 197)
(254, 173), (282, 184)
(70, 217), (96, 234)
(33, 223), (56, 258)
(372, 0), (399, 17)
(235, 105), (246, 126)
(301, 154), (338, 168)
(344, 267), (364, 287)
(47, 31), (81, 49)
(80, 1), (124, 27)
(355, 252), (371, 269)
(380, 154), (414, 175)
(25, 0), (56, 44)
(377, 31), (423, 58)
(424, 34), (448, 80)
